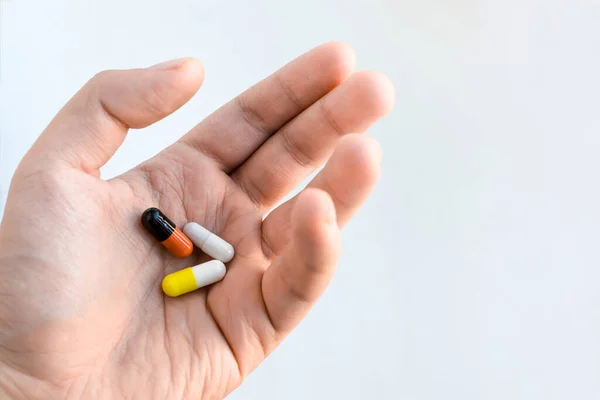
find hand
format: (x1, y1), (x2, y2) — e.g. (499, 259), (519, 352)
(0, 43), (393, 399)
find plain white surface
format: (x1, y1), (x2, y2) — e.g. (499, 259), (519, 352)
(2, 0), (600, 399)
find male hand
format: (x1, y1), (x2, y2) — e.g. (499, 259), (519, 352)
(0, 43), (394, 399)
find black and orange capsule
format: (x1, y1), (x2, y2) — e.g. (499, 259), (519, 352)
(141, 208), (193, 258)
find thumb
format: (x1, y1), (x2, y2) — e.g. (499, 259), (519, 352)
(26, 58), (204, 175)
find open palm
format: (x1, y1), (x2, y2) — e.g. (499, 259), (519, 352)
(0, 43), (393, 399)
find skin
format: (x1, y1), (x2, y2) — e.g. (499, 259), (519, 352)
(0, 42), (394, 399)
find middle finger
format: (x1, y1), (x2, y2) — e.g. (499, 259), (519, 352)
(232, 71), (394, 210)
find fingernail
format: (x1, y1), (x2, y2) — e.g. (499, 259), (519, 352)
(148, 58), (189, 71)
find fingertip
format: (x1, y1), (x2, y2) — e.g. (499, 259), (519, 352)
(293, 188), (339, 239)
(360, 134), (383, 166)
(165, 58), (205, 97)
(177, 58), (205, 84)
(147, 57), (204, 85)
(347, 70), (396, 117)
(290, 188), (342, 281)
(322, 41), (357, 70)
(311, 41), (356, 85)
(121, 58), (204, 129)
(335, 135), (383, 184)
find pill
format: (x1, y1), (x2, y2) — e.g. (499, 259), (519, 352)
(183, 222), (234, 263)
(141, 208), (193, 258)
(162, 260), (226, 297)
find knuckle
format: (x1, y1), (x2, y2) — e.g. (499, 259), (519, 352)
(279, 130), (316, 169)
(273, 73), (303, 111)
(320, 100), (344, 136)
(235, 94), (270, 135)
(279, 268), (311, 304)
(89, 69), (117, 87)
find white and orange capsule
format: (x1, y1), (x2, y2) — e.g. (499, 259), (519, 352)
(141, 208), (194, 258)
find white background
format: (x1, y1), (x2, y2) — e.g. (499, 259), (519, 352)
(2, 0), (600, 399)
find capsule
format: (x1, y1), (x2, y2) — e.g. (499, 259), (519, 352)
(162, 260), (226, 297)
(183, 222), (235, 263)
(141, 208), (193, 258)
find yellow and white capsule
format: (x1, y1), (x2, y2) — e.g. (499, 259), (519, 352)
(162, 260), (226, 297)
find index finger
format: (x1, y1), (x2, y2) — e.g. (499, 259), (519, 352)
(179, 42), (356, 172)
